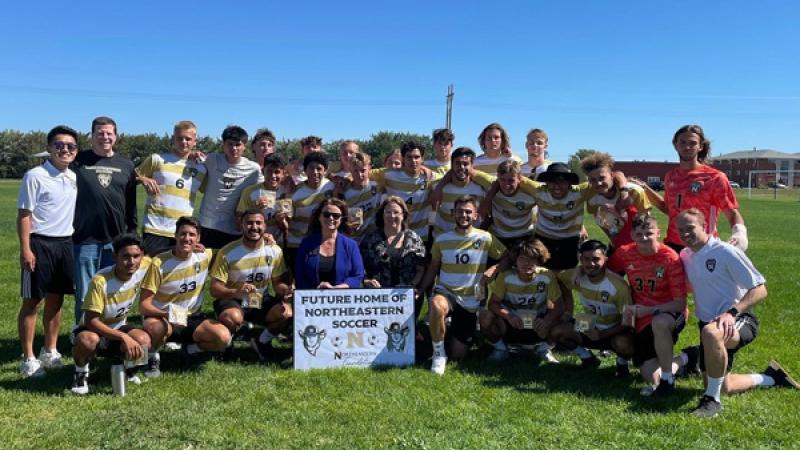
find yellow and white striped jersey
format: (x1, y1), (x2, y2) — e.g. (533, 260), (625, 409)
(491, 267), (561, 315)
(432, 179), (487, 238)
(521, 160), (552, 179)
(425, 159), (450, 176)
(432, 228), (506, 312)
(210, 240), (287, 307)
(81, 257), (152, 329)
(558, 268), (632, 330)
(519, 178), (594, 239)
(585, 184), (650, 235)
(341, 181), (382, 242)
(370, 168), (441, 241)
(237, 183), (290, 240)
(286, 180), (335, 248)
(137, 153), (207, 238)
(141, 249), (212, 314)
(473, 154), (522, 176)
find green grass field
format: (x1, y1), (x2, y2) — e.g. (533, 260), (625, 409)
(0, 179), (798, 449)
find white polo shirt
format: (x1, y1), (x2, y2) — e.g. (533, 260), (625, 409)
(680, 237), (766, 323)
(17, 160), (78, 237)
(198, 153), (262, 235)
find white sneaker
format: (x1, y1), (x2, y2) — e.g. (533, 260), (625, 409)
(164, 342), (182, 351)
(535, 345), (560, 364)
(71, 370), (89, 395)
(640, 385), (657, 397)
(128, 374), (143, 385)
(38, 348), (63, 369)
(20, 357), (45, 378)
(431, 356), (448, 375)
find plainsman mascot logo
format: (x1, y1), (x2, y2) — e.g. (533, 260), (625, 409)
(97, 172), (112, 188)
(384, 322), (410, 352)
(299, 325), (327, 356)
(705, 259), (716, 272)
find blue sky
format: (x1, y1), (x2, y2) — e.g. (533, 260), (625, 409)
(1, 1), (798, 162)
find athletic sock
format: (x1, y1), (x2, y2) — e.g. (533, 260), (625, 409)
(149, 351), (160, 361)
(186, 343), (202, 355)
(616, 356), (629, 366)
(751, 373), (776, 387)
(75, 363), (89, 373)
(574, 346), (592, 359)
(432, 341), (446, 358)
(661, 371), (675, 384)
(258, 329), (275, 344)
(492, 340), (507, 351)
(705, 376), (724, 402)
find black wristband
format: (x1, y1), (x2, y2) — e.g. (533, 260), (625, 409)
(726, 307), (739, 317)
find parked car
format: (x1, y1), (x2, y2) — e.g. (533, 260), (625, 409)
(729, 181), (741, 188)
(767, 182), (788, 189)
(648, 180), (664, 191)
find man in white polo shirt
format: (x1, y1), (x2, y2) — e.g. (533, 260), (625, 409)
(677, 208), (799, 418)
(16, 125), (79, 377)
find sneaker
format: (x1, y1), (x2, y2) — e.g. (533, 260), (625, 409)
(233, 321), (254, 341)
(487, 348), (510, 363)
(535, 345), (560, 364)
(431, 355), (447, 375)
(639, 385), (656, 397)
(580, 354), (601, 369)
(764, 360), (800, 389)
(20, 357), (45, 378)
(144, 354), (161, 378)
(71, 371), (89, 395)
(38, 348), (63, 369)
(250, 337), (272, 362)
(651, 379), (675, 398)
(125, 367), (143, 385)
(678, 346), (701, 377)
(615, 362), (631, 379)
(164, 342), (182, 351)
(691, 395), (722, 418)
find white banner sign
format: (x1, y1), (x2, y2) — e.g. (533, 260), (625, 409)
(293, 288), (415, 370)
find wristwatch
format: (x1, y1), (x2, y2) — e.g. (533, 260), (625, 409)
(726, 307), (739, 317)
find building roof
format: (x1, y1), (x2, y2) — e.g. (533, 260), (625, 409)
(713, 149), (800, 161)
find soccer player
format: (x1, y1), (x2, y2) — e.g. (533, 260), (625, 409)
(70, 234), (152, 395)
(17, 125), (79, 377)
(328, 140), (359, 179)
(285, 152), (335, 267)
(71, 116), (137, 323)
(198, 125), (263, 249)
(608, 212), (688, 397)
(287, 135), (324, 185)
(636, 124), (747, 253)
(480, 160), (537, 249)
(425, 128), (454, 175)
(431, 147), (488, 238)
(209, 209), (293, 360)
(136, 120), (207, 256)
(479, 239), (563, 363)
(251, 128), (276, 167)
(677, 209), (799, 417)
(237, 154), (291, 245)
(419, 195), (506, 375)
(473, 123), (521, 176)
(520, 128), (551, 178)
(335, 152), (381, 242)
(555, 240), (635, 376)
(139, 217), (230, 376)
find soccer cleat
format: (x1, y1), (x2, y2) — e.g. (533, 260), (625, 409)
(71, 371), (89, 395)
(580, 354), (601, 369)
(20, 357), (45, 378)
(651, 379), (675, 398)
(535, 344), (560, 364)
(691, 395), (722, 418)
(615, 362), (631, 379)
(678, 346), (701, 377)
(144, 353), (161, 378)
(431, 356), (447, 375)
(233, 321), (254, 341)
(126, 368), (143, 385)
(38, 348), (63, 369)
(764, 360), (800, 389)
(250, 337), (273, 362)
(487, 348), (511, 363)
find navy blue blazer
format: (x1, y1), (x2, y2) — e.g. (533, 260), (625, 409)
(295, 233), (365, 289)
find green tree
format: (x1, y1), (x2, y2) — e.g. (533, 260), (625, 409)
(568, 148), (598, 181)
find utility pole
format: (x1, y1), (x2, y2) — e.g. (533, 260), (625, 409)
(445, 84), (454, 130)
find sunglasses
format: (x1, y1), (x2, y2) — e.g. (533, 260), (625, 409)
(322, 211), (342, 220)
(52, 142), (78, 152)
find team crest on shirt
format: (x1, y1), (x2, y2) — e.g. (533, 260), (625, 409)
(194, 262), (201, 273)
(600, 291), (610, 303)
(370, 185), (378, 195)
(537, 282), (546, 293)
(655, 266), (665, 279)
(705, 259), (716, 272)
(223, 176), (236, 189)
(691, 181), (702, 193)
(266, 255), (273, 265)
(472, 239), (483, 249)
(515, 201), (526, 211)
(324, 190), (333, 198)
(566, 201), (575, 210)
(97, 172), (112, 188)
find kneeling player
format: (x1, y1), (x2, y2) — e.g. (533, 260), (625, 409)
(140, 217), (231, 376)
(209, 209), (293, 360)
(554, 240), (635, 376)
(608, 212), (688, 396)
(678, 209), (799, 417)
(71, 235), (152, 395)
(479, 239), (563, 363)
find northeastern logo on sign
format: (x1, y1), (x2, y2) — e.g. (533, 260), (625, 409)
(299, 325), (326, 356)
(705, 259), (717, 272)
(384, 322), (410, 352)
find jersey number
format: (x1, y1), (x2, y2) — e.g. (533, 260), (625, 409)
(455, 253), (471, 264)
(246, 273), (265, 283)
(114, 306), (130, 318)
(634, 278), (656, 292)
(176, 179), (185, 189)
(179, 281), (197, 293)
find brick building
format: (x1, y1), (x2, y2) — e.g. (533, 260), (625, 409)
(613, 161), (678, 188)
(711, 149), (800, 187)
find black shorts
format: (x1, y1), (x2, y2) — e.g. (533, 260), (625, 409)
(167, 312), (208, 345)
(213, 298), (272, 327)
(698, 313), (759, 372)
(432, 288), (477, 346)
(534, 234), (580, 271)
(142, 232), (175, 257)
(501, 317), (544, 345)
(633, 312), (686, 367)
(580, 332), (617, 351)
(200, 227), (239, 250)
(72, 324), (135, 359)
(21, 234), (75, 299)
